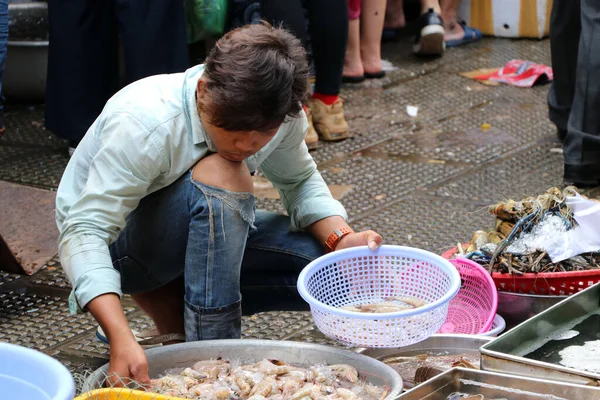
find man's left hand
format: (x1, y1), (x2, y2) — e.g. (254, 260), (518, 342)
(336, 230), (383, 251)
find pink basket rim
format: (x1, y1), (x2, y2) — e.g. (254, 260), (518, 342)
(450, 256), (498, 333)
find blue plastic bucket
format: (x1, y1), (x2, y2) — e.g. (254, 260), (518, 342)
(0, 342), (75, 400)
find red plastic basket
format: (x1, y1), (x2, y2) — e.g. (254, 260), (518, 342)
(441, 245), (600, 296)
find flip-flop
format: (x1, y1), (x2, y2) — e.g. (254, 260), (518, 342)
(445, 22), (482, 48)
(342, 75), (365, 84)
(364, 71), (386, 79)
(96, 326), (185, 347)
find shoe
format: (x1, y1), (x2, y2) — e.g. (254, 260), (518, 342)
(342, 75), (365, 84)
(364, 71), (386, 79)
(307, 97), (350, 142)
(304, 106), (319, 150)
(445, 21), (482, 48)
(413, 8), (445, 56)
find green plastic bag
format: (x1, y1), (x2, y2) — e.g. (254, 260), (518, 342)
(184, 0), (229, 43)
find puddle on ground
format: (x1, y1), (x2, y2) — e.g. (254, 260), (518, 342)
(523, 311), (600, 374)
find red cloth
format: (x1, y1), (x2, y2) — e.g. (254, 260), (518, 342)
(347, 0), (360, 19)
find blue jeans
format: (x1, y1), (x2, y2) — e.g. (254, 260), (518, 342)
(0, 0), (8, 114)
(109, 171), (323, 341)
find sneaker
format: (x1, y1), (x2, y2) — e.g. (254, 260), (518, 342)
(307, 97), (350, 142)
(413, 8), (445, 56)
(304, 106), (319, 151)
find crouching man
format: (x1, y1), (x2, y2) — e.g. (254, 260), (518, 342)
(55, 23), (382, 384)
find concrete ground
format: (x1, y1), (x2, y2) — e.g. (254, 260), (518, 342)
(1, 35), (599, 387)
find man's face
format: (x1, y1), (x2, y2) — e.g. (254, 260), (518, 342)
(196, 79), (280, 162)
(200, 110), (279, 162)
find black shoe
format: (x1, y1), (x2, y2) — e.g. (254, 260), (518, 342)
(413, 8), (445, 56)
(564, 163), (600, 188)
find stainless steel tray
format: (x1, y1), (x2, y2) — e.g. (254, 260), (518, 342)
(82, 339), (403, 399)
(497, 291), (568, 328)
(481, 282), (600, 386)
(397, 367), (600, 399)
(359, 334), (492, 390)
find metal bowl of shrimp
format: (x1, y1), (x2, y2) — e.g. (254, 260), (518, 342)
(82, 339), (403, 399)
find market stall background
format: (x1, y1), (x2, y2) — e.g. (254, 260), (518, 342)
(2, 0), (600, 396)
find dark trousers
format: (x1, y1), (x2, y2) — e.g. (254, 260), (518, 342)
(262, 0), (348, 95)
(45, 0), (190, 143)
(548, 0), (600, 184)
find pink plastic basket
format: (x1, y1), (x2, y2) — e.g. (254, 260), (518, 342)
(437, 257), (498, 334)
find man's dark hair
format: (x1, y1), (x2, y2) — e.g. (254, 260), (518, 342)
(199, 22), (309, 132)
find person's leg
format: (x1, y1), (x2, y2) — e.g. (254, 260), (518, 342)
(421, 0), (440, 14)
(564, 0), (600, 185)
(305, 0), (350, 142)
(548, 0), (581, 142)
(261, 0), (309, 44)
(110, 155), (256, 341)
(384, 0), (405, 30)
(305, 0), (347, 96)
(413, 0), (445, 56)
(45, 0), (119, 147)
(343, 0), (364, 80)
(440, 0), (481, 44)
(0, 0), (7, 134)
(359, 0), (387, 76)
(240, 210), (324, 314)
(116, 0), (189, 85)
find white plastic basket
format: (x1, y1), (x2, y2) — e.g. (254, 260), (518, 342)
(480, 314), (506, 337)
(297, 245), (461, 348)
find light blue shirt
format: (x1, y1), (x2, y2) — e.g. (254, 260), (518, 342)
(56, 65), (348, 314)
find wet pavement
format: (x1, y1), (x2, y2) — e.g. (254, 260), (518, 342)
(1, 36), (600, 384)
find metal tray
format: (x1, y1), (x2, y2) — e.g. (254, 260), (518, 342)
(481, 282), (600, 386)
(82, 339), (403, 399)
(397, 367), (600, 399)
(359, 334), (492, 390)
(497, 291), (568, 328)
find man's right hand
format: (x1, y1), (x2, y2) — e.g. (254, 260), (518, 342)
(107, 338), (150, 387)
(86, 293), (151, 386)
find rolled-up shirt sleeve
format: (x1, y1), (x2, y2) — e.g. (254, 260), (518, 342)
(57, 112), (168, 314)
(259, 113), (348, 231)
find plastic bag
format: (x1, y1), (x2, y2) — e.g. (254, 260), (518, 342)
(185, 0), (228, 43)
(474, 59), (553, 88)
(547, 194), (600, 262)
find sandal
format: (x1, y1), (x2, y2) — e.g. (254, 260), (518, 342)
(342, 75), (365, 84)
(445, 21), (482, 48)
(96, 326), (185, 347)
(364, 71), (386, 79)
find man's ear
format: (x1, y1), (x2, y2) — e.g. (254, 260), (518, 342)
(196, 78), (206, 100)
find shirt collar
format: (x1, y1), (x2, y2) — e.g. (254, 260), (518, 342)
(183, 64), (216, 152)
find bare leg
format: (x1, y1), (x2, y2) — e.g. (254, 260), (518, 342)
(360, 0), (386, 74)
(384, 0), (405, 29)
(421, 0), (441, 14)
(343, 18), (364, 77)
(131, 278), (185, 341)
(440, 0), (466, 41)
